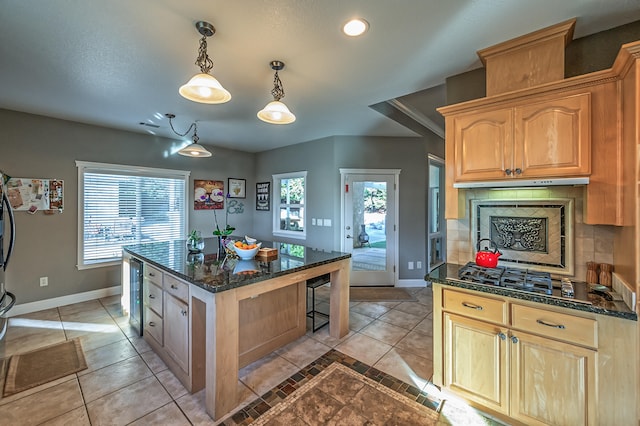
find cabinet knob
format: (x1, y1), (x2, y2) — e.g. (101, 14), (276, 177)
(149, 321), (156, 327)
(505, 168), (513, 176)
(149, 272), (155, 277)
(515, 168), (522, 175)
(149, 294), (155, 299)
(171, 284), (178, 289)
(498, 332), (506, 341)
(511, 336), (519, 344)
(181, 309), (188, 316)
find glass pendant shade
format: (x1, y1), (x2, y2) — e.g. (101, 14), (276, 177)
(179, 73), (231, 104)
(257, 100), (296, 124)
(177, 142), (212, 157)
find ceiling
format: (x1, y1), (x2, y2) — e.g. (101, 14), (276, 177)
(1, 1), (639, 153)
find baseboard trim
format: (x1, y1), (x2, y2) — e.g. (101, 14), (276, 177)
(397, 279), (428, 288)
(8, 286), (122, 317)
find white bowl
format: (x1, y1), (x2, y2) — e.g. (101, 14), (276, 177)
(233, 242), (262, 260)
(233, 259), (260, 275)
(245, 235), (257, 244)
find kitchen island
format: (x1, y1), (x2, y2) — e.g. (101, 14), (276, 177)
(122, 238), (351, 421)
(427, 263), (638, 425)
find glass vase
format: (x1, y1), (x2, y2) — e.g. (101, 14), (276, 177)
(186, 231), (205, 252)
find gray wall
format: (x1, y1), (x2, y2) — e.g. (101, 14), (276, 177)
(255, 132), (445, 280)
(0, 109), (255, 304)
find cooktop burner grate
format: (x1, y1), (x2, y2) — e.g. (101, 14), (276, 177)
(458, 262), (553, 295)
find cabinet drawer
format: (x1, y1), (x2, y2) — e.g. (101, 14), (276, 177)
(443, 289), (507, 325)
(511, 304), (597, 348)
(144, 282), (163, 316)
(144, 307), (163, 345)
(164, 274), (189, 302)
(144, 264), (163, 286)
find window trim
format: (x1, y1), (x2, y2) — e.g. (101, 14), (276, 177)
(272, 171), (307, 240)
(76, 161), (190, 270)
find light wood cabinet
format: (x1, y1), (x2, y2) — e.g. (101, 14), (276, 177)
(450, 92), (590, 183)
(434, 284), (636, 425)
(164, 293), (189, 373)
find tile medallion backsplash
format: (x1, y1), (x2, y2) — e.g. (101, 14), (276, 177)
(471, 199), (574, 275)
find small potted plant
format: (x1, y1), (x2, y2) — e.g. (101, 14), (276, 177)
(186, 230), (205, 252)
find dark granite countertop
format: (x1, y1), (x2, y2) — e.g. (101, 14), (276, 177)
(124, 237), (351, 294)
(427, 263), (637, 321)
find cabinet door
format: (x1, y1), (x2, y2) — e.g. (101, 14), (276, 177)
(509, 331), (596, 426)
(164, 294), (189, 373)
(514, 93), (591, 177)
(443, 313), (508, 414)
(452, 108), (514, 181)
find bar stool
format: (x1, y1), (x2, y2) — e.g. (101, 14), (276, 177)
(306, 273), (330, 332)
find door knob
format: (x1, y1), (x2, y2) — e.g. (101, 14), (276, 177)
(346, 226), (351, 230)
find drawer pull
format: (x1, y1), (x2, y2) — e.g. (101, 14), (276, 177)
(181, 309), (188, 316)
(171, 284), (178, 290)
(514, 168), (522, 175)
(461, 302), (483, 311)
(505, 168), (513, 176)
(511, 336), (519, 344)
(149, 321), (156, 327)
(498, 332), (506, 341)
(149, 272), (155, 277)
(149, 294), (155, 299)
(536, 319), (565, 329)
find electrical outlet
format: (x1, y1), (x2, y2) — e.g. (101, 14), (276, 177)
(311, 218), (316, 226)
(40, 276), (48, 287)
(408, 261), (414, 270)
(417, 261), (422, 269)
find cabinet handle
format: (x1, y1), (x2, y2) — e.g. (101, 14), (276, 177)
(505, 168), (513, 176)
(149, 294), (155, 299)
(498, 332), (506, 341)
(181, 309), (188, 316)
(511, 336), (519, 344)
(461, 302), (483, 311)
(536, 319), (565, 329)
(171, 284), (178, 290)
(149, 321), (156, 327)
(149, 272), (155, 277)
(514, 168), (522, 175)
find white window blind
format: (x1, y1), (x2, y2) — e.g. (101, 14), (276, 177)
(76, 161), (190, 269)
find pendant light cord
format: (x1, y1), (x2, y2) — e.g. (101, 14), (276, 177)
(166, 114), (198, 142)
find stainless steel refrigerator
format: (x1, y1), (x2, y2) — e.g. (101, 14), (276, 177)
(0, 170), (16, 341)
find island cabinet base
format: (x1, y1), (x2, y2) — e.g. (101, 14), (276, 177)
(433, 283), (638, 426)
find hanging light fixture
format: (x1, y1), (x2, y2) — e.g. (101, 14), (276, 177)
(257, 60), (296, 125)
(165, 113), (213, 158)
(179, 21), (231, 104)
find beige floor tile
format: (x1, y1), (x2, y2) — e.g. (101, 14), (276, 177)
(39, 406), (91, 426)
(176, 388), (216, 425)
(14, 308), (62, 322)
(349, 311), (375, 331)
(413, 316), (434, 336)
(58, 300), (104, 317)
(156, 369), (189, 400)
(0, 375), (77, 406)
(86, 376), (172, 425)
(80, 338), (139, 376)
(275, 335), (332, 368)
(0, 378), (84, 426)
(335, 333), (392, 366)
(350, 302), (392, 318)
(128, 401), (191, 425)
(307, 326), (356, 348)
(374, 348), (433, 391)
(73, 328), (127, 352)
(359, 319), (409, 345)
(378, 309), (423, 330)
(239, 352), (299, 396)
(140, 347), (169, 373)
(128, 334), (153, 354)
(394, 301), (431, 318)
(395, 330), (434, 358)
(79, 356), (152, 402)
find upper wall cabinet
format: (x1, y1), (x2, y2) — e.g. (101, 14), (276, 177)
(451, 92), (591, 183)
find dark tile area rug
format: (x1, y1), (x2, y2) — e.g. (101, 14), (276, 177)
(2, 338), (87, 397)
(223, 349), (442, 425)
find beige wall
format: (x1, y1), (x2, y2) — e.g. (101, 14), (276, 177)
(0, 109), (255, 305)
(446, 186), (615, 282)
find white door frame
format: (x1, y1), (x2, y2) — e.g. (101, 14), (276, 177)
(339, 168), (401, 286)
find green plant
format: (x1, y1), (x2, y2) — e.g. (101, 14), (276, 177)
(188, 230), (202, 242)
(213, 203), (235, 237)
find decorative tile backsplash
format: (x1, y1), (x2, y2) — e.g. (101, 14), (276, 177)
(471, 199), (574, 275)
(447, 186), (613, 281)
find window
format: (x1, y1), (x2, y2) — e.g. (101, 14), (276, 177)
(76, 161), (190, 269)
(273, 171), (306, 239)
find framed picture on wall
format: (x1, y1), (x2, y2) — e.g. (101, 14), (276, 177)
(228, 178), (246, 199)
(194, 180), (224, 210)
(256, 182), (270, 211)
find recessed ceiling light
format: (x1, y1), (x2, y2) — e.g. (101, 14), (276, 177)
(343, 18), (369, 37)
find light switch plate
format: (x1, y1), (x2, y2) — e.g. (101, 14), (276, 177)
(323, 219), (332, 227)
(311, 218), (316, 226)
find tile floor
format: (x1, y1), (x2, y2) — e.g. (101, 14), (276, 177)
(0, 285), (501, 425)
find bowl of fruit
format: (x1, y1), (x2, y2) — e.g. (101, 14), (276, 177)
(232, 240), (262, 260)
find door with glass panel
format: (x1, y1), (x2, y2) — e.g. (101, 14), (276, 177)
(428, 156), (445, 271)
(341, 171), (398, 286)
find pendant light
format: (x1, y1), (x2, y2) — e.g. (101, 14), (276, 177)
(257, 61), (296, 125)
(179, 21), (231, 104)
(165, 113), (213, 158)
